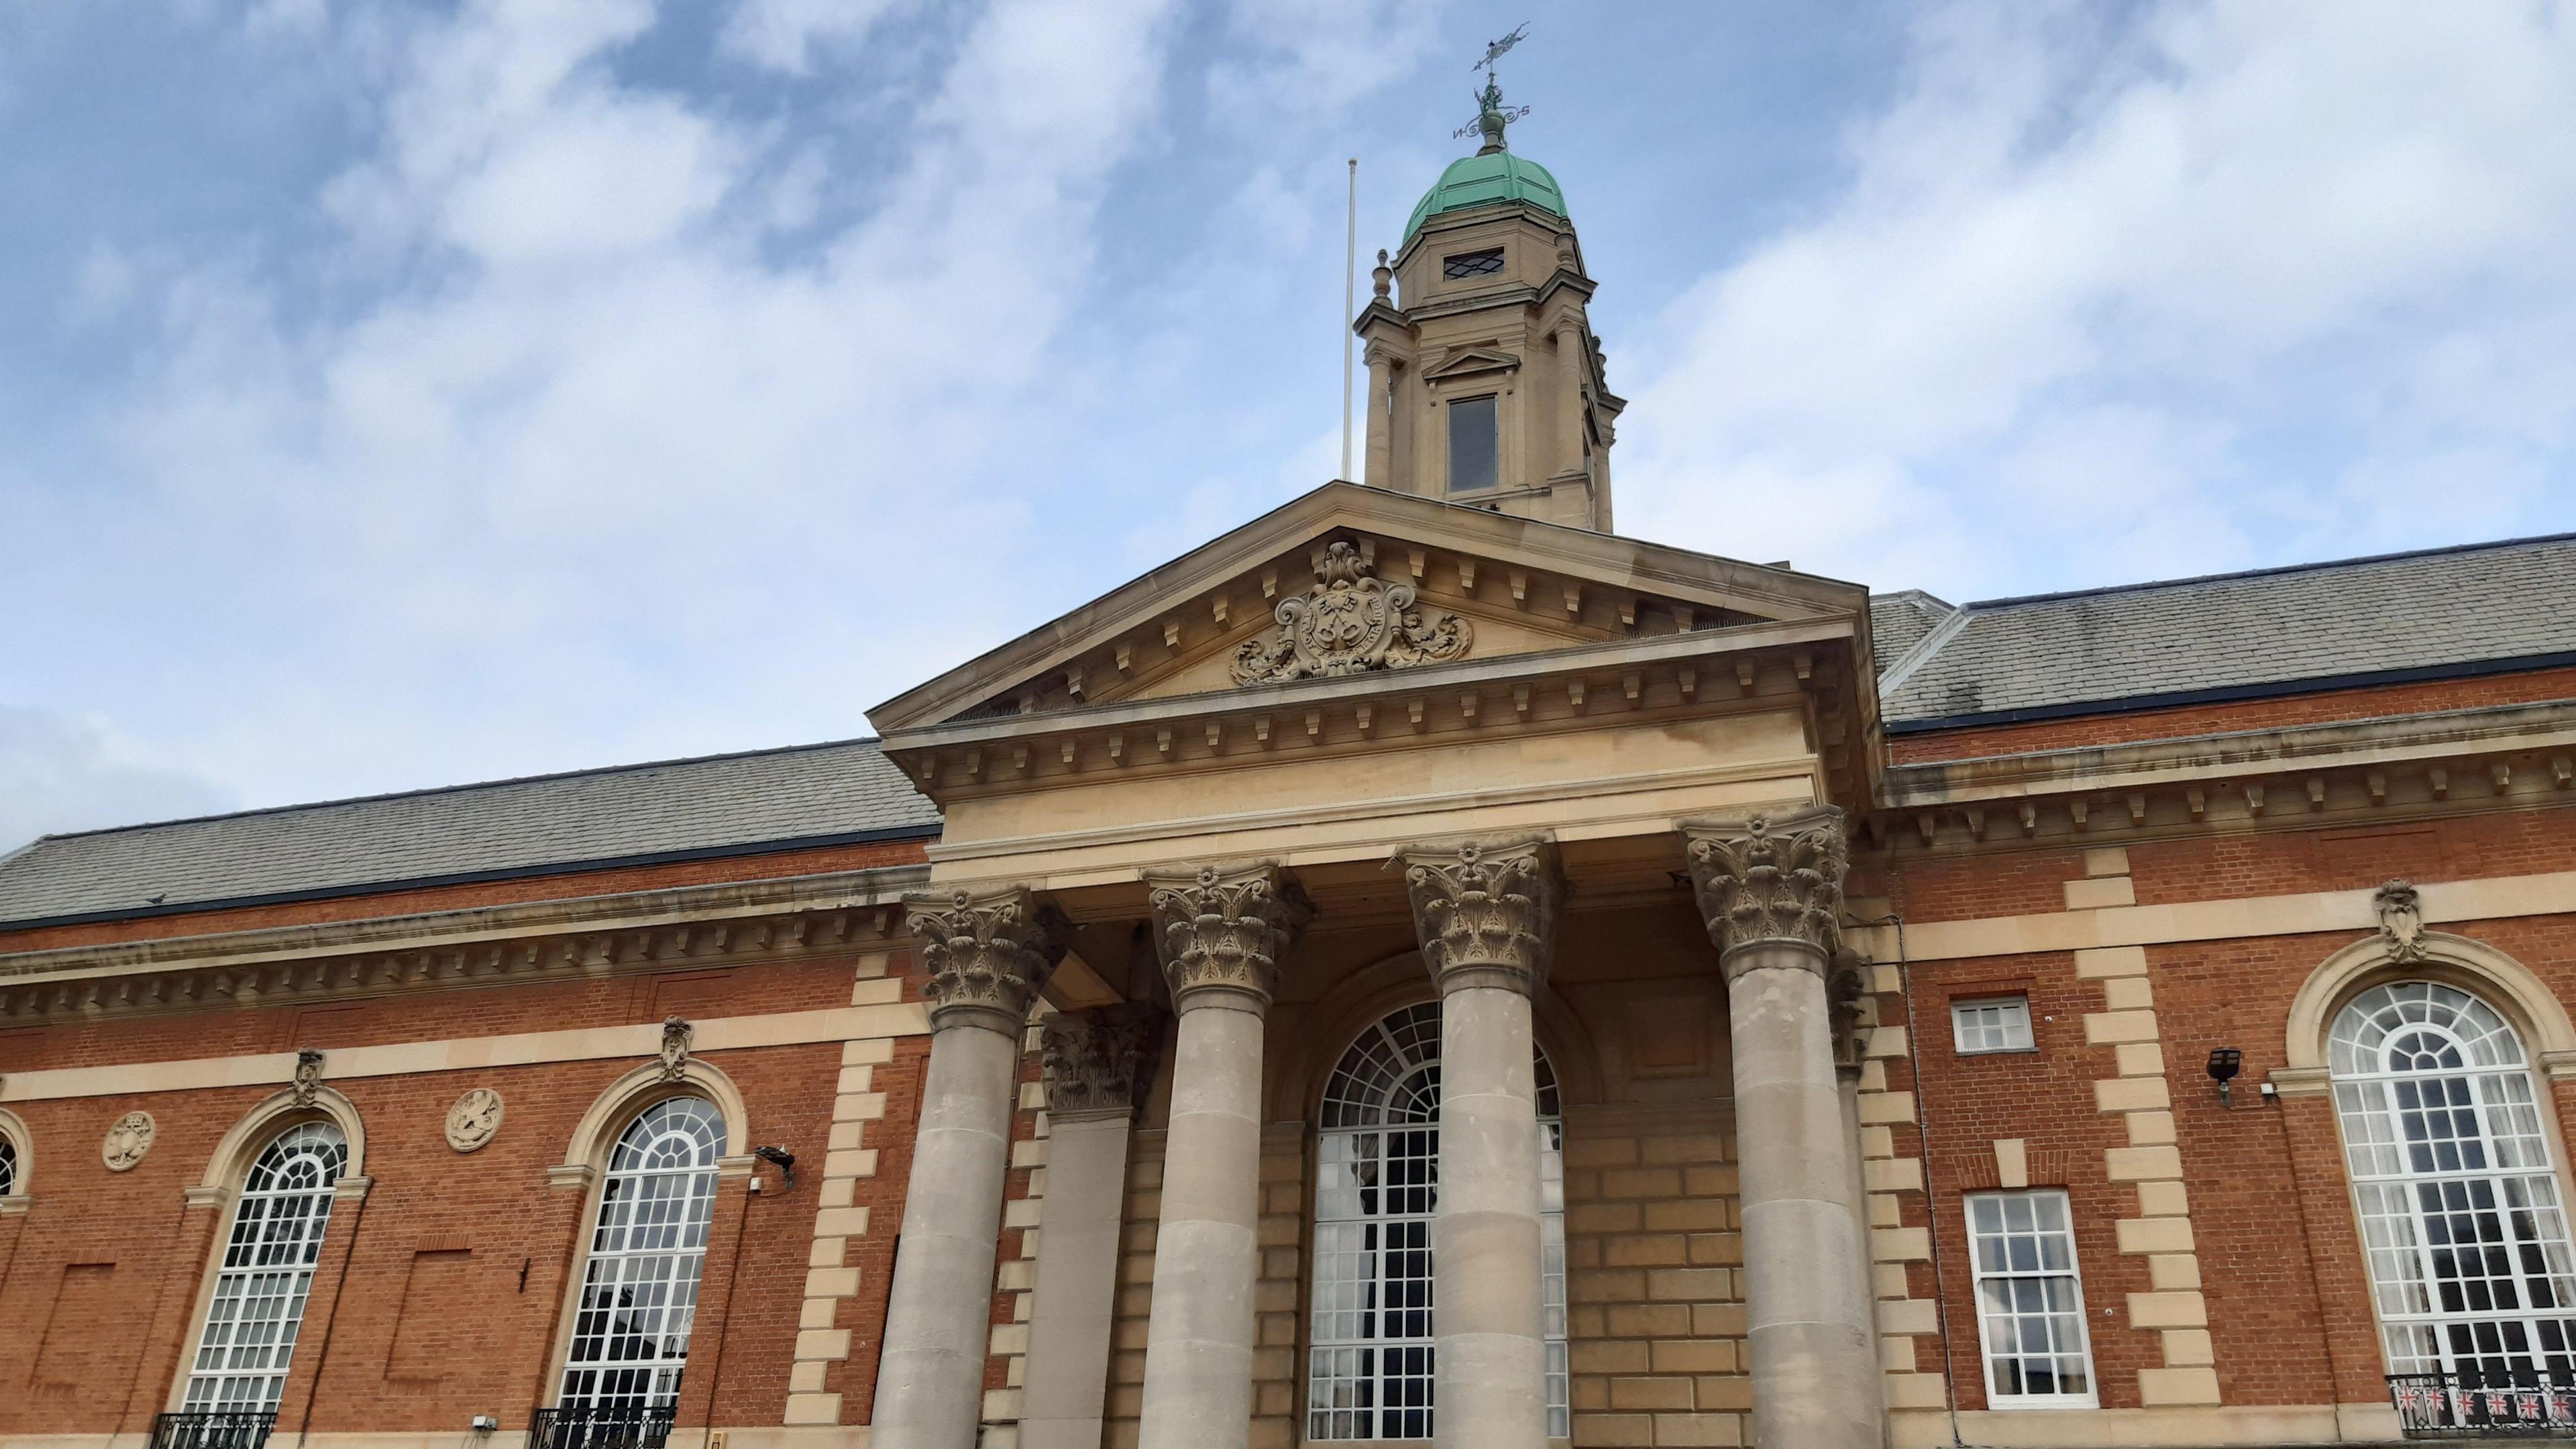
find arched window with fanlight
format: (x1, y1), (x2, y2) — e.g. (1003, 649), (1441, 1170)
(0, 1134), (15, 1199)
(554, 1095), (724, 1430)
(182, 1121), (349, 1413)
(2331, 981), (2576, 1385)
(1306, 1001), (1568, 1441)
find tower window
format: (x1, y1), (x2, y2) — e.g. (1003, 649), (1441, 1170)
(1442, 248), (1505, 279)
(1447, 396), (1499, 494)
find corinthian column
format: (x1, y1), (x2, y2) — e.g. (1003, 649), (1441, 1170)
(1396, 838), (1563, 1449)
(1681, 807), (1879, 1449)
(1136, 864), (1311, 1449)
(1020, 1006), (1161, 1449)
(873, 887), (1065, 1449)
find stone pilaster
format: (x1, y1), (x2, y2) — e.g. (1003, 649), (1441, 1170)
(1681, 807), (1881, 1449)
(1022, 1007), (1163, 1449)
(1135, 864), (1309, 1449)
(871, 887), (1065, 1449)
(1396, 837), (1562, 1449)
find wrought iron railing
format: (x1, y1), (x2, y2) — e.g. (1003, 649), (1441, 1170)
(2392, 1371), (2576, 1438)
(148, 1411), (276, 1449)
(528, 1405), (678, 1449)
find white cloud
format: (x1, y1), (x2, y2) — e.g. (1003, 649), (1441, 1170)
(1621, 1), (2576, 597)
(0, 708), (236, 854)
(720, 0), (915, 75)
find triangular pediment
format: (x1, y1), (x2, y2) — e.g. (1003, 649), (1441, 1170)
(868, 483), (1866, 733)
(1419, 345), (1520, 381)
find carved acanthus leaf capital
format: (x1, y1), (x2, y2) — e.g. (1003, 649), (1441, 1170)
(1042, 1004), (1165, 1119)
(1146, 863), (1311, 1012)
(1396, 836), (1562, 997)
(2375, 879), (2428, 963)
(1230, 540), (1472, 685)
(1680, 806), (1850, 973)
(904, 886), (1068, 1033)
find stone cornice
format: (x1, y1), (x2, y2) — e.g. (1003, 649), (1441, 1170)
(1880, 700), (2576, 853)
(0, 863), (928, 1020)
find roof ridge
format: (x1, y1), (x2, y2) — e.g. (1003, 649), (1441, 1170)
(1957, 530), (2576, 612)
(24, 735), (894, 845)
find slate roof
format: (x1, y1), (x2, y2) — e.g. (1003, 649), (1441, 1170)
(0, 738), (940, 930)
(1881, 532), (2576, 729)
(1868, 590), (1956, 672)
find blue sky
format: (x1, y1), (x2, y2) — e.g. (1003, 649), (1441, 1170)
(5, 0), (2573, 850)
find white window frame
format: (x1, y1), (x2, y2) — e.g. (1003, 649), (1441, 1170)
(1306, 1002), (1568, 1441)
(1965, 1188), (2100, 1409)
(182, 1121), (349, 1412)
(1952, 996), (2036, 1055)
(555, 1095), (724, 1418)
(2329, 980), (2576, 1383)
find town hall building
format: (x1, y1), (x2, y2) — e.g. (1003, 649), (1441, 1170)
(6, 87), (2576, 1449)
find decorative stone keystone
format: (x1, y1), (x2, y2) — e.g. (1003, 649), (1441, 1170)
(1394, 836), (1562, 997)
(904, 885), (1069, 1034)
(656, 1016), (694, 1081)
(1041, 1005), (1163, 1121)
(1143, 863), (1311, 1012)
(290, 1048), (325, 1107)
(2375, 878), (2428, 963)
(1680, 804), (1849, 974)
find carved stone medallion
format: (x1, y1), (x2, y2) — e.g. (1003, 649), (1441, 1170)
(1144, 863), (1311, 1011)
(102, 1110), (156, 1173)
(1680, 806), (1851, 971)
(1396, 837), (1562, 997)
(1230, 541), (1473, 685)
(445, 1087), (505, 1153)
(904, 885), (1068, 1034)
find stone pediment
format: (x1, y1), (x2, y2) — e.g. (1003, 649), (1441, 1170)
(868, 482), (1865, 732)
(1419, 346), (1519, 380)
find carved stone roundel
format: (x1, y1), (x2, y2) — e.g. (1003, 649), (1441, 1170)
(102, 1110), (156, 1173)
(445, 1087), (506, 1153)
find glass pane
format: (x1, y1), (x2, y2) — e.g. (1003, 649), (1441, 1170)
(559, 1097), (722, 1416)
(1447, 397), (1498, 494)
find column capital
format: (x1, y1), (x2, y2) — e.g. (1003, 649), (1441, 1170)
(1395, 835), (1562, 997)
(904, 885), (1068, 1035)
(1042, 1005), (1164, 1121)
(1679, 806), (1849, 978)
(1144, 862), (1311, 1014)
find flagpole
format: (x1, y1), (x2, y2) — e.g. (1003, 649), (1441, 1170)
(1341, 156), (1357, 483)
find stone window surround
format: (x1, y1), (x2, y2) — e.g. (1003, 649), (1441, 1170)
(0, 1104), (32, 1211)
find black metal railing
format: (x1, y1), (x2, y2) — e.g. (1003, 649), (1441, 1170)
(2392, 1371), (2576, 1438)
(148, 1411), (276, 1449)
(528, 1405), (678, 1449)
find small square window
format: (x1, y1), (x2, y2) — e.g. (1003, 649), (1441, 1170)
(1442, 247), (1505, 279)
(1952, 996), (2035, 1055)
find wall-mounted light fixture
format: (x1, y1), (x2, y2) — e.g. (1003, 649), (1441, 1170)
(753, 1144), (797, 1188)
(2206, 1047), (2243, 1108)
(470, 1416), (498, 1434)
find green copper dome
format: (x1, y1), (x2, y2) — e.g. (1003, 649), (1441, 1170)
(1403, 150), (1568, 241)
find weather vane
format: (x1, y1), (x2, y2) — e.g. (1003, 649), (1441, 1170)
(1454, 23), (1532, 154)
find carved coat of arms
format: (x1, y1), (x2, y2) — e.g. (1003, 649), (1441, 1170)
(1231, 541), (1473, 686)
(102, 1110), (156, 1173)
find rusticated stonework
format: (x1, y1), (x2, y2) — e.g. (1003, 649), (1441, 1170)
(1395, 837), (1562, 996)
(1680, 806), (1849, 972)
(905, 885), (1068, 1032)
(1229, 540), (1472, 685)
(1144, 863), (1311, 1011)
(1041, 1005), (1165, 1119)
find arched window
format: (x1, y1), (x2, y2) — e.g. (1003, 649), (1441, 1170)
(1307, 1002), (1568, 1440)
(557, 1095), (724, 1420)
(0, 1135), (15, 1197)
(2331, 981), (2576, 1383)
(182, 1121), (349, 1411)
